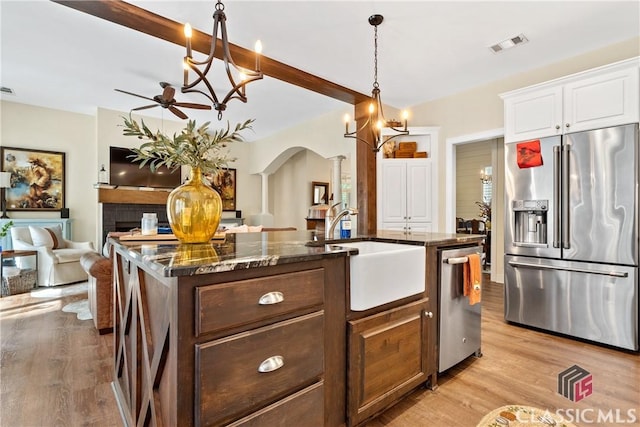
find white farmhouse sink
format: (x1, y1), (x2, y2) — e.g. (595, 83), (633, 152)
(338, 241), (426, 311)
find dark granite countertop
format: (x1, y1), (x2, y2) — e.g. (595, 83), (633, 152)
(111, 230), (485, 277)
(366, 230), (485, 247)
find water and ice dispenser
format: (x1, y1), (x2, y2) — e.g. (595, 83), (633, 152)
(512, 200), (548, 246)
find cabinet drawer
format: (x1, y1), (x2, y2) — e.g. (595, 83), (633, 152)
(196, 311), (324, 425)
(228, 381), (324, 427)
(196, 268), (324, 336)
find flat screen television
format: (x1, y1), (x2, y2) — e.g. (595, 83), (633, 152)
(109, 146), (182, 188)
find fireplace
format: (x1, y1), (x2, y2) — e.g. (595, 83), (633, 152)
(98, 187), (242, 247)
(102, 203), (168, 246)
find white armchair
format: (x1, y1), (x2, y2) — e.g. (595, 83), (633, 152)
(10, 226), (95, 287)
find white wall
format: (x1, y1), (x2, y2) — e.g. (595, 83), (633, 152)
(270, 149), (332, 230)
(248, 108), (357, 227)
(455, 141), (492, 220)
(271, 151), (303, 229)
(248, 109), (355, 174)
(0, 102), (97, 243)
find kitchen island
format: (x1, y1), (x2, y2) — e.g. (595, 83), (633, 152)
(109, 230), (483, 427)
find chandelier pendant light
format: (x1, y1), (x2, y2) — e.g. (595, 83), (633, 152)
(344, 14), (409, 152)
(182, 0), (263, 120)
(480, 169), (493, 184)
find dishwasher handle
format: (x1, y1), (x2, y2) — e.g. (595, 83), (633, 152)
(443, 256), (469, 265)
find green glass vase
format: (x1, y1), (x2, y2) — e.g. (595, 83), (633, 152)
(167, 167), (222, 243)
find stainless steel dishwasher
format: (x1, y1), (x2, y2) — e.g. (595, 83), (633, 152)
(438, 245), (482, 373)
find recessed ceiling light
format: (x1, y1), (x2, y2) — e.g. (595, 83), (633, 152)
(489, 34), (528, 54)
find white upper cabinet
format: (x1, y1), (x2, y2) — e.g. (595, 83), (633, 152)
(504, 86), (563, 142)
(379, 161), (407, 224)
(379, 160), (432, 224)
(563, 66), (639, 133)
(377, 127), (439, 233)
(501, 58), (639, 143)
(405, 161), (432, 223)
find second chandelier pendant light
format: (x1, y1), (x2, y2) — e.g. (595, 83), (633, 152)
(344, 14), (410, 152)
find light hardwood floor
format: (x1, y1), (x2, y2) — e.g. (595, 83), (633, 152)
(1, 278), (638, 426)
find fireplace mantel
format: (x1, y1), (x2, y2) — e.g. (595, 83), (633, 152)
(96, 185), (171, 205)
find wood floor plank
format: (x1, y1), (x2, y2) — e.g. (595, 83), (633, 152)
(1, 277), (638, 426)
(1, 286), (121, 426)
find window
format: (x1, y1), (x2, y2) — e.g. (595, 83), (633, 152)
(481, 166), (492, 204)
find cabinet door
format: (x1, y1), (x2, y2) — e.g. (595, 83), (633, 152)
(380, 161), (407, 223)
(379, 223), (432, 234)
(381, 222), (408, 232)
(504, 86), (562, 143)
(406, 222), (432, 233)
(406, 161), (431, 223)
(348, 299), (430, 426)
(563, 66), (639, 134)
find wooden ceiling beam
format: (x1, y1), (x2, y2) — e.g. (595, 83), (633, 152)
(51, 0), (370, 106)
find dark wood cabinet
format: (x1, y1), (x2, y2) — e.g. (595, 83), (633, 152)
(347, 298), (431, 426)
(305, 217), (325, 235)
(195, 269), (325, 336)
(227, 382), (324, 426)
(112, 246), (347, 427)
(196, 311), (325, 425)
(110, 232), (481, 427)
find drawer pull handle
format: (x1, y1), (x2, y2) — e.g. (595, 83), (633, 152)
(258, 291), (284, 305)
(258, 355), (284, 373)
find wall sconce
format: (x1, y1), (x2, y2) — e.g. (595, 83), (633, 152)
(0, 172), (11, 219)
(480, 169), (492, 184)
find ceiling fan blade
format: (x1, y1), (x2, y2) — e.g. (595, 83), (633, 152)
(162, 85), (176, 102)
(169, 106), (188, 120)
(132, 104), (159, 111)
(115, 88), (156, 102)
(173, 102), (212, 110)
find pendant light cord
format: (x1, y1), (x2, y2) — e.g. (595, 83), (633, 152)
(373, 24), (379, 90)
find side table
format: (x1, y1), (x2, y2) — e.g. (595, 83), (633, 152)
(0, 250), (38, 297)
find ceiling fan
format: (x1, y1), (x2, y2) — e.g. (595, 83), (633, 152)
(115, 82), (211, 120)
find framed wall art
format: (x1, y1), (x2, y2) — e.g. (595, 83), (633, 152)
(311, 181), (329, 205)
(0, 147), (66, 211)
(205, 168), (236, 211)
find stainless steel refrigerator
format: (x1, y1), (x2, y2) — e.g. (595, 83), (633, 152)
(504, 123), (638, 351)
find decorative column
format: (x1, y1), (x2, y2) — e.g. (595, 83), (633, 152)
(260, 172), (269, 214)
(330, 155), (346, 207)
(355, 100), (377, 234)
(249, 172), (274, 226)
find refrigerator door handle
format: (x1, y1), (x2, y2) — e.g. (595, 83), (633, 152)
(562, 144), (570, 249)
(507, 261), (629, 278)
(553, 146), (561, 248)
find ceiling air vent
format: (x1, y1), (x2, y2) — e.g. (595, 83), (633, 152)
(0, 87), (15, 95)
(489, 34), (528, 54)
